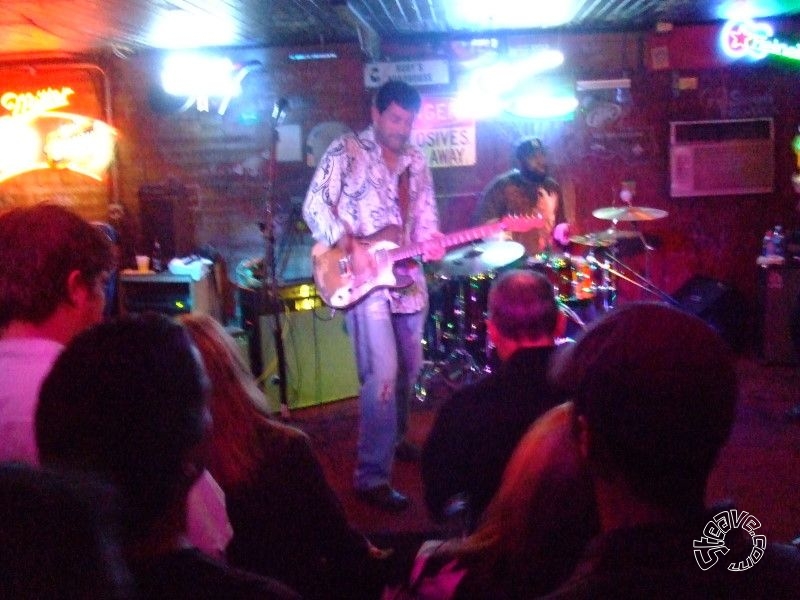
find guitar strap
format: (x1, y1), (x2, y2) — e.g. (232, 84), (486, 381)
(397, 165), (411, 241)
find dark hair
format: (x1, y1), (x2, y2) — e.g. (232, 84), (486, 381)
(488, 270), (558, 341)
(36, 314), (210, 537)
(549, 302), (737, 511)
(0, 204), (113, 328)
(515, 137), (546, 162)
(374, 80), (421, 114)
(0, 462), (133, 599)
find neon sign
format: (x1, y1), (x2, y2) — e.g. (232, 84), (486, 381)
(0, 86), (115, 182)
(1, 87), (74, 117)
(721, 20), (800, 62)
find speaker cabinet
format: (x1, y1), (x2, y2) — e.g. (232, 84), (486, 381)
(673, 275), (746, 352)
(138, 183), (195, 261)
(259, 309), (359, 411)
(758, 266), (800, 365)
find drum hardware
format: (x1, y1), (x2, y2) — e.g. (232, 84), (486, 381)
(592, 205), (669, 222)
(586, 253), (676, 305)
(569, 228), (640, 247)
(438, 240), (525, 278)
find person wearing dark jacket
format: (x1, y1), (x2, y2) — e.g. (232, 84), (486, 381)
(422, 270), (563, 529)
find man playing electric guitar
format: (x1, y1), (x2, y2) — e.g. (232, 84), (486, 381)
(303, 81), (445, 512)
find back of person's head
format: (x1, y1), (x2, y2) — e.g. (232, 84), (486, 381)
(0, 204), (113, 328)
(374, 79), (421, 114)
(36, 313), (210, 538)
(488, 269), (558, 341)
(447, 403), (598, 597)
(549, 302), (737, 512)
(0, 462), (133, 600)
(177, 313), (268, 489)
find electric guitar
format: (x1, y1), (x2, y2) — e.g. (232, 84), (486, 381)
(311, 214), (544, 309)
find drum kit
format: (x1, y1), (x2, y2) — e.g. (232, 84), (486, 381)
(415, 204), (669, 404)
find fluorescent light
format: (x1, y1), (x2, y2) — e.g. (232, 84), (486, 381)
(448, 1), (580, 29)
(576, 78), (631, 91)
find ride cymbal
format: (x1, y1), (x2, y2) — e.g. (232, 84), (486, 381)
(592, 206), (668, 221)
(438, 241), (524, 278)
(569, 229), (640, 247)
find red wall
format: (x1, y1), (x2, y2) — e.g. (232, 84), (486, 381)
(2, 20), (799, 348)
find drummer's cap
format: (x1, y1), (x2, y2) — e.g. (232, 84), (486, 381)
(515, 137), (546, 161)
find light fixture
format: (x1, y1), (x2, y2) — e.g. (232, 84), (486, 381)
(576, 78), (631, 92)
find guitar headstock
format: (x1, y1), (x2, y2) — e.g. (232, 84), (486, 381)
(500, 213), (545, 233)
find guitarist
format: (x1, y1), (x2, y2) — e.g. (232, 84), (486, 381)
(303, 80), (444, 512)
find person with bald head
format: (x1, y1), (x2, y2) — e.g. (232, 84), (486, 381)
(422, 269), (564, 529)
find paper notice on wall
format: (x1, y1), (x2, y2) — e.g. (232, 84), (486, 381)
(412, 96), (476, 169)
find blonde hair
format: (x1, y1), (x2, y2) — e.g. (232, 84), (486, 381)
(177, 314), (269, 489)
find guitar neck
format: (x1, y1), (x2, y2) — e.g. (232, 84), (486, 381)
(388, 221), (509, 262)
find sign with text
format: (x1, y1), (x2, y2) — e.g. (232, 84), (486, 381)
(0, 85), (116, 182)
(412, 96), (476, 169)
(364, 60), (450, 88)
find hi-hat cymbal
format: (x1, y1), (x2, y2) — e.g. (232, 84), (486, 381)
(592, 206), (668, 221)
(569, 229), (640, 247)
(439, 241), (524, 278)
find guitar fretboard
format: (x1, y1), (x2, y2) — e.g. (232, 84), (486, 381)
(388, 221), (509, 262)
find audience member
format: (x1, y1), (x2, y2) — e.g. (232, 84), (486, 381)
(422, 269), (563, 528)
(544, 302), (800, 599)
(179, 313), (392, 599)
(35, 314), (300, 599)
(388, 402), (597, 599)
(0, 203), (231, 558)
(0, 462), (134, 600)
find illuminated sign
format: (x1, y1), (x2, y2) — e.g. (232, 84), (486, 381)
(1, 87), (74, 117)
(0, 87), (116, 182)
(721, 20), (800, 62)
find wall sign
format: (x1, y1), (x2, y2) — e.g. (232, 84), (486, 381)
(412, 96), (475, 169)
(364, 60), (450, 88)
(0, 86), (116, 182)
(721, 19), (800, 62)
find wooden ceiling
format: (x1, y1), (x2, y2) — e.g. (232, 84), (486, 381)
(0, 0), (798, 59)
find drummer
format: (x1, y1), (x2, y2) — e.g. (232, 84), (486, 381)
(471, 137), (570, 257)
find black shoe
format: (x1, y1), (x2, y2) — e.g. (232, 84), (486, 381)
(395, 440), (421, 462)
(356, 485), (410, 512)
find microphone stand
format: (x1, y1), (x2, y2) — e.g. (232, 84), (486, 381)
(260, 100), (290, 419)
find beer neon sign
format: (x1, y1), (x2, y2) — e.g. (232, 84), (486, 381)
(0, 86), (115, 182)
(721, 19), (800, 62)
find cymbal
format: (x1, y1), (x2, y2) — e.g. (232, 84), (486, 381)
(438, 241), (524, 278)
(592, 206), (668, 221)
(570, 229), (640, 247)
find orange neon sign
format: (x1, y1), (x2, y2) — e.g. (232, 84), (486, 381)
(0, 86), (115, 182)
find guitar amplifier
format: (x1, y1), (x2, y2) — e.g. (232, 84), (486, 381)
(118, 271), (221, 319)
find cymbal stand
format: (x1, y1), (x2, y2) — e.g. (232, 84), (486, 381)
(415, 277), (486, 403)
(597, 252), (678, 305)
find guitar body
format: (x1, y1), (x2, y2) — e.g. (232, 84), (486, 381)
(312, 230), (413, 309)
(311, 216), (543, 309)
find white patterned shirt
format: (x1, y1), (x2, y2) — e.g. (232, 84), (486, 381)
(303, 126), (440, 313)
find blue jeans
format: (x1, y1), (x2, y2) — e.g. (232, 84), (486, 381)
(345, 292), (426, 491)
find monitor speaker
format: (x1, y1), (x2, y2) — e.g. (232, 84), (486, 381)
(259, 309), (359, 411)
(673, 275), (746, 352)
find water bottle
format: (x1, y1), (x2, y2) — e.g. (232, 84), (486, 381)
(151, 239), (163, 273)
(772, 225), (785, 257)
(762, 229), (775, 257)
